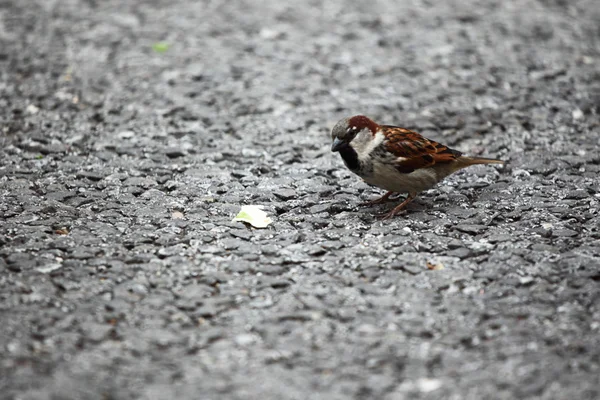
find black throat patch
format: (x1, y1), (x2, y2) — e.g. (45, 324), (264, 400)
(338, 145), (360, 171)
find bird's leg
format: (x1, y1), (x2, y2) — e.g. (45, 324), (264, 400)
(359, 191), (394, 207)
(378, 192), (417, 220)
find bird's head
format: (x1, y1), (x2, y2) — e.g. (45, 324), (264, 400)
(331, 115), (379, 152)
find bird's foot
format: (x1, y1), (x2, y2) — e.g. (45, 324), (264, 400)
(359, 191), (394, 207)
(376, 193), (417, 220)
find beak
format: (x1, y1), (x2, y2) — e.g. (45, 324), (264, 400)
(331, 137), (345, 152)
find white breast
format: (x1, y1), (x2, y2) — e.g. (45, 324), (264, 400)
(362, 161), (439, 194)
(351, 130), (443, 194)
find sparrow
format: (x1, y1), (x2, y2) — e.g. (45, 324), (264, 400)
(331, 115), (504, 219)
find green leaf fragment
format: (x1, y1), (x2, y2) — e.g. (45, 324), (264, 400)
(152, 42), (170, 53)
(236, 211), (252, 220)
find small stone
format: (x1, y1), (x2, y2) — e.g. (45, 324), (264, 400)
(455, 224), (488, 235)
(36, 263), (62, 274)
(519, 276), (535, 286)
(7, 263), (22, 272)
(6, 341), (21, 354)
(393, 263), (422, 275)
(234, 334), (257, 346)
(254, 265), (285, 275)
(71, 247), (96, 259)
(552, 229), (578, 237)
(220, 238), (243, 250)
(171, 211), (184, 219)
(565, 189), (588, 200)
(6, 253), (34, 272)
(531, 243), (558, 252)
(521, 159), (557, 176)
(273, 188), (297, 200)
(486, 234), (512, 243)
(447, 239), (464, 249)
(306, 245), (326, 256)
(226, 262), (252, 273)
(229, 229), (253, 240)
(357, 324), (379, 335)
(118, 130), (136, 139)
(81, 322), (114, 342)
(270, 279), (292, 289)
(309, 203), (330, 214)
(165, 148), (186, 158)
(177, 284), (214, 301)
(26, 104), (39, 114)
(275, 311), (319, 322)
(148, 329), (179, 347)
(416, 378), (443, 393)
(259, 28), (284, 40)
(76, 171), (105, 181)
(446, 247), (472, 259)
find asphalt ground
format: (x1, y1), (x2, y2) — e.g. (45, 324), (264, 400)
(1, 0), (599, 399)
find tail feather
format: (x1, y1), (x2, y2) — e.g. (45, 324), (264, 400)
(449, 156), (504, 173)
(458, 156), (504, 166)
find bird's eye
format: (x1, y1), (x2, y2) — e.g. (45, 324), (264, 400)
(347, 126), (359, 137)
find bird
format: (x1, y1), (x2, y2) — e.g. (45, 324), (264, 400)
(330, 115), (504, 219)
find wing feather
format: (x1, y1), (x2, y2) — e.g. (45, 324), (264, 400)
(380, 125), (462, 173)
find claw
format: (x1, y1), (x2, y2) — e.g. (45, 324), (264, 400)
(375, 193), (417, 219)
(376, 209), (406, 220)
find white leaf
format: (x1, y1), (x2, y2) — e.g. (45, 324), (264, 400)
(232, 205), (272, 228)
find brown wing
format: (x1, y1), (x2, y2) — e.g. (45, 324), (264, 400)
(380, 125), (462, 173)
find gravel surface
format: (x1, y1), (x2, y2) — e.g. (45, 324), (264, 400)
(1, 1), (600, 399)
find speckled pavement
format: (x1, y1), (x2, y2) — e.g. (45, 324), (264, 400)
(1, 1), (599, 399)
